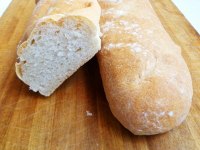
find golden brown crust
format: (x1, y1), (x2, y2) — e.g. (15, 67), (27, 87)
(15, 63), (23, 80)
(35, 0), (40, 4)
(98, 0), (193, 135)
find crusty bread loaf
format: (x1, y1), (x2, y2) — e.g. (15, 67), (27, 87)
(98, 0), (193, 135)
(16, 0), (101, 96)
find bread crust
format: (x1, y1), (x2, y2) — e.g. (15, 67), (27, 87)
(97, 0), (193, 135)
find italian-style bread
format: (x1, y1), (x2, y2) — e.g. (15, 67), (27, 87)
(15, 0), (101, 96)
(98, 0), (193, 135)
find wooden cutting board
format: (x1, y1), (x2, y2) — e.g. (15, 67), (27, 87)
(0, 0), (200, 149)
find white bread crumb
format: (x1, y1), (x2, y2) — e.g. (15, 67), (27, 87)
(86, 110), (93, 116)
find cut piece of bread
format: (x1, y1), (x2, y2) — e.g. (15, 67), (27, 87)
(16, 0), (101, 96)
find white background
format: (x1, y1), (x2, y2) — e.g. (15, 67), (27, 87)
(0, 0), (12, 17)
(0, 0), (200, 34)
(173, 0), (200, 34)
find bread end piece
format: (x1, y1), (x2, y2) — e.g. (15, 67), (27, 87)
(16, 14), (101, 96)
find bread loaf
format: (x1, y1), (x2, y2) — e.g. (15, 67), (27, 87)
(16, 0), (101, 96)
(98, 0), (193, 135)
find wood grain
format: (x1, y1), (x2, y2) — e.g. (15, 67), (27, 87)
(0, 0), (199, 149)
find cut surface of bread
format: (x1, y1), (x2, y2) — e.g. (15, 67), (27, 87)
(16, 15), (101, 96)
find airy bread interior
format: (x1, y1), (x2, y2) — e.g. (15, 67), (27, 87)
(16, 16), (100, 96)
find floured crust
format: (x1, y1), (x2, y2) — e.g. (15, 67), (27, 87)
(98, 0), (193, 135)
